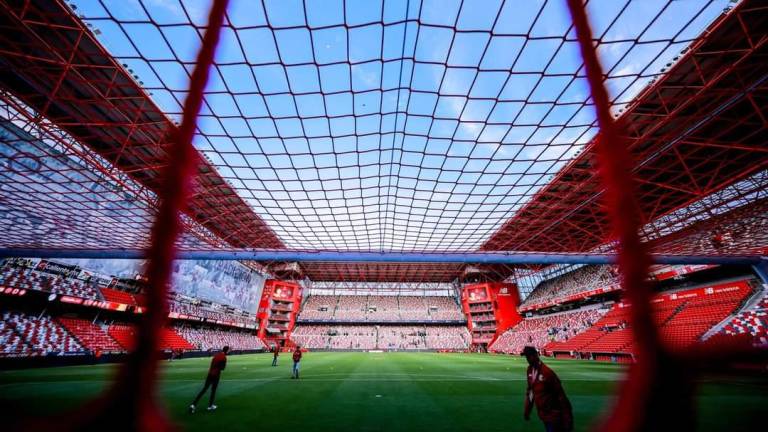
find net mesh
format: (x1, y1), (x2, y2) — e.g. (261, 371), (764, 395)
(1, 0), (767, 431)
(1, 0), (745, 253)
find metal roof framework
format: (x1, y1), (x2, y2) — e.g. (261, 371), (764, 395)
(0, 0), (284, 249)
(0, 0), (766, 283)
(483, 1), (768, 253)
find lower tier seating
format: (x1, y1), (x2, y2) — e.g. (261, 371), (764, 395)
(1, 310), (250, 356)
(1, 311), (83, 356)
(709, 290), (768, 347)
(0, 318), (33, 357)
(57, 317), (124, 352)
(106, 323), (194, 351)
(545, 280), (753, 356)
(490, 308), (605, 354)
(107, 324), (137, 350)
(292, 325), (470, 350)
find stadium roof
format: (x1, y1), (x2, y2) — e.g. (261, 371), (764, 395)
(0, 0), (766, 282)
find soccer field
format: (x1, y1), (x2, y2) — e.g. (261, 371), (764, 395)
(1, 352), (766, 431)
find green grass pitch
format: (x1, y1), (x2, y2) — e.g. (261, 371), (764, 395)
(1, 352), (766, 431)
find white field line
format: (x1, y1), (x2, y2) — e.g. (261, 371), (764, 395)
(0, 376), (614, 385)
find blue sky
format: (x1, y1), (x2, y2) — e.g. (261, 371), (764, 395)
(71, 0), (732, 252)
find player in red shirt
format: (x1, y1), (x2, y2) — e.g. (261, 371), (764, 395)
(189, 346), (229, 413)
(291, 346), (302, 379)
(521, 346), (573, 432)
(272, 344), (279, 367)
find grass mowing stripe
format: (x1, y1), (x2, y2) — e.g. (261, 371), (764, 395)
(1, 352), (765, 432)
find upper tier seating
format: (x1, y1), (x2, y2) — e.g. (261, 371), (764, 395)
(298, 295), (464, 322)
(365, 296), (400, 321)
(0, 264), (102, 300)
(133, 293), (148, 307)
(658, 200), (768, 256)
(169, 300), (256, 326)
(100, 287), (137, 305)
(0, 262), (255, 328)
(398, 296), (427, 320)
(298, 296), (338, 320)
(522, 265), (618, 308)
(176, 326), (266, 351)
(334, 296), (368, 321)
(425, 297), (465, 321)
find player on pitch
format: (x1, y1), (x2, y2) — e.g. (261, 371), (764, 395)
(521, 346), (573, 432)
(291, 346), (302, 379)
(189, 345), (229, 413)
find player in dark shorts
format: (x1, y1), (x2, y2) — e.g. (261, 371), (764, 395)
(272, 344), (279, 366)
(189, 346), (229, 413)
(521, 346), (573, 432)
(291, 346), (302, 379)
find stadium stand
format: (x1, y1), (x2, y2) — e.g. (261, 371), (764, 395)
(0, 1), (766, 429)
(544, 280), (754, 357)
(291, 325), (332, 349)
(658, 200), (768, 256)
(522, 266), (618, 308)
(659, 287), (752, 350)
(398, 296), (427, 320)
(521, 264), (724, 311)
(0, 260), (257, 330)
(106, 323), (194, 351)
(176, 327), (266, 351)
(1, 314), (35, 357)
(297, 295), (338, 320)
(56, 317), (124, 352)
(490, 307), (606, 354)
(2, 311), (83, 355)
(0, 319), (33, 357)
(334, 296), (368, 321)
(133, 293), (148, 308)
(169, 299), (257, 325)
(99, 288), (137, 305)
(424, 326), (471, 350)
(366, 296), (401, 321)
(704, 289), (768, 348)
(0, 263), (103, 301)
(298, 295), (464, 322)
(329, 326), (377, 350)
(292, 324), (470, 351)
(107, 324), (136, 351)
(294, 294), (468, 349)
(157, 327), (195, 351)
(377, 326), (426, 350)
(425, 297), (465, 321)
